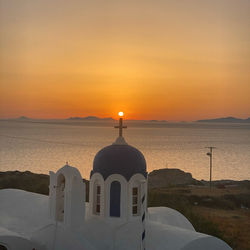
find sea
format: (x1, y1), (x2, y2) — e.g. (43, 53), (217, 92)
(0, 119), (249, 181)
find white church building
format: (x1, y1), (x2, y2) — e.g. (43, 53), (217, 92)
(0, 115), (232, 250)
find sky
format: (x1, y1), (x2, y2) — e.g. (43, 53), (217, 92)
(0, 0), (249, 121)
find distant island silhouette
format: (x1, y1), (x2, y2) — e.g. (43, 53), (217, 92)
(196, 116), (250, 123)
(9, 116), (168, 122)
(17, 116), (30, 120)
(67, 116), (115, 121)
(1, 116), (249, 123)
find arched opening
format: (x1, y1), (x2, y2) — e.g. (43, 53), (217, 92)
(93, 183), (101, 215)
(110, 181), (121, 217)
(0, 244), (8, 250)
(132, 186), (140, 216)
(129, 176), (145, 217)
(56, 174), (65, 222)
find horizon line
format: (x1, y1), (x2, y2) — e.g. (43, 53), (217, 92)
(0, 115), (250, 123)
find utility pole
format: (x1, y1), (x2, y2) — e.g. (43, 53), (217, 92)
(205, 147), (216, 189)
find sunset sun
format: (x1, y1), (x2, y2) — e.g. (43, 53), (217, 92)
(118, 111), (124, 117)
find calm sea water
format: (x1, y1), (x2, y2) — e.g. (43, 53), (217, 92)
(0, 120), (249, 180)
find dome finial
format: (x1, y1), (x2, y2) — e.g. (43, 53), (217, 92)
(114, 112), (127, 137)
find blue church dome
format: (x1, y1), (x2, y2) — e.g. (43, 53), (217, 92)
(91, 143), (147, 181)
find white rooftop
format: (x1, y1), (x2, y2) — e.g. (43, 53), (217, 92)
(0, 189), (231, 250)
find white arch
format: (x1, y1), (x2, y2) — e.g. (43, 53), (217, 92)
(105, 174), (128, 219)
(56, 165), (83, 181)
(89, 173), (105, 217)
(128, 174), (147, 219)
(49, 165), (85, 228)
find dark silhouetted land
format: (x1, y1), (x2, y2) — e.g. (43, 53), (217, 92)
(196, 116), (250, 123)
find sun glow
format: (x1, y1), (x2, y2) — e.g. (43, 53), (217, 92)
(0, 1), (249, 121)
(118, 111), (124, 117)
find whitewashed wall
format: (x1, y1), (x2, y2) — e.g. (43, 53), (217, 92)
(89, 173), (147, 222)
(49, 165), (85, 228)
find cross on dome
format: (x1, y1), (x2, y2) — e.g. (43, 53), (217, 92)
(114, 112), (127, 137)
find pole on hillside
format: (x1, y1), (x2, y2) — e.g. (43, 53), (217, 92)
(205, 147), (216, 189)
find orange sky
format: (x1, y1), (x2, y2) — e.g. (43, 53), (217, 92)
(0, 0), (249, 121)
